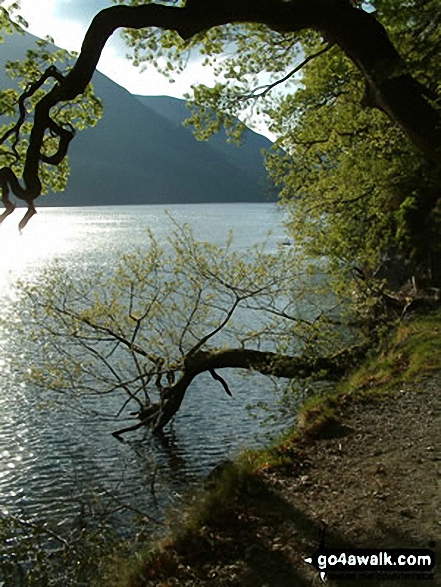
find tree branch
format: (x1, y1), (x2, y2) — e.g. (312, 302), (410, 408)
(186, 295), (242, 357)
(240, 42), (333, 100)
(1, 0), (440, 228)
(127, 342), (368, 435)
(209, 368), (233, 396)
(185, 345), (367, 380)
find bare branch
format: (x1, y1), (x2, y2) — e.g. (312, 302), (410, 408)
(52, 303), (163, 365)
(186, 295), (242, 357)
(178, 287), (203, 354)
(209, 368), (233, 397)
(240, 42), (333, 100)
(73, 335), (144, 408)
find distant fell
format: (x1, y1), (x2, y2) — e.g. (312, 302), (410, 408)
(0, 31), (275, 207)
(135, 95), (272, 188)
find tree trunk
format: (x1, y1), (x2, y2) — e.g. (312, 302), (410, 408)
(112, 344), (368, 436)
(2, 0), (441, 225)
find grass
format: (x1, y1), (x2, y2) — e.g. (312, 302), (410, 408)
(342, 308), (441, 394)
(95, 308), (441, 586)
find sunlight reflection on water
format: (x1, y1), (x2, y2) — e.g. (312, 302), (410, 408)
(0, 210), (75, 287)
(1, 203), (285, 284)
(0, 203), (290, 536)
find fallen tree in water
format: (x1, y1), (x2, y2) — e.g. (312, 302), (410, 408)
(111, 343), (368, 436)
(14, 220), (369, 437)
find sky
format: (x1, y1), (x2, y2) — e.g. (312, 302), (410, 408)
(10, 1), (376, 140)
(16, 0), (221, 98)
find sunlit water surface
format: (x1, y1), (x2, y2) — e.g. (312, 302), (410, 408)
(0, 203), (292, 537)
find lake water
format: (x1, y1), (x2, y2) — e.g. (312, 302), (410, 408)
(0, 203), (292, 547)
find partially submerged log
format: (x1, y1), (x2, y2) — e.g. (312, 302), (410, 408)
(111, 343), (369, 437)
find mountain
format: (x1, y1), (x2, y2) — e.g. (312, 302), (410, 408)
(135, 95), (271, 188)
(0, 31), (274, 207)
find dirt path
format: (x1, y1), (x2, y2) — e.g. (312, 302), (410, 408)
(256, 375), (441, 586)
(151, 374), (440, 586)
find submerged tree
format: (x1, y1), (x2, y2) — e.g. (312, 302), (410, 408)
(15, 222), (367, 436)
(0, 0), (440, 256)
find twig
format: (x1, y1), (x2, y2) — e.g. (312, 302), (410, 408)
(209, 368), (232, 396)
(239, 43), (333, 100)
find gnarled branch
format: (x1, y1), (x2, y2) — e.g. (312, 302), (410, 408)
(1, 0), (440, 228)
(122, 342), (368, 435)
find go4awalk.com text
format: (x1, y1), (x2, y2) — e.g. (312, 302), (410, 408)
(304, 547), (435, 582)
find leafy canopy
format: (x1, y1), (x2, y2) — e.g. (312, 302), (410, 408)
(117, 0), (441, 280)
(266, 0), (441, 280)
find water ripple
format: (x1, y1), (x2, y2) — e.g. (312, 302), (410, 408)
(0, 204), (289, 547)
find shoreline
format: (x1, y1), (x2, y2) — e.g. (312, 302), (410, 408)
(97, 310), (441, 586)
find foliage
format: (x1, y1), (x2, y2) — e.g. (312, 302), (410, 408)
(117, 0), (305, 141)
(0, 8), (103, 197)
(113, 0), (441, 285)
(265, 1), (441, 284)
(0, 1), (27, 40)
(11, 218), (359, 433)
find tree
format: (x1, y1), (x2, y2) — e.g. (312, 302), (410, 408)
(0, 1), (102, 229)
(263, 0), (441, 288)
(0, 0), (440, 238)
(6, 1), (438, 437)
(14, 221), (367, 435)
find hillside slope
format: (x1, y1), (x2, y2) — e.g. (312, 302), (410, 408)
(0, 32), (274, 206)
(135, 95), (272, 190)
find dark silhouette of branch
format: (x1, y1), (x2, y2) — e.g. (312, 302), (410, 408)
(112, 418), (148, 440)
(240, 42), (333, 100)
(123, 342), (369, 435)
(0, 0), (440, 228)
(209, 368), (233, 396)
(187, 296), (242, 357)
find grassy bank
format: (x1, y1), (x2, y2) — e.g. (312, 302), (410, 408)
(96, 309), (441, 587)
